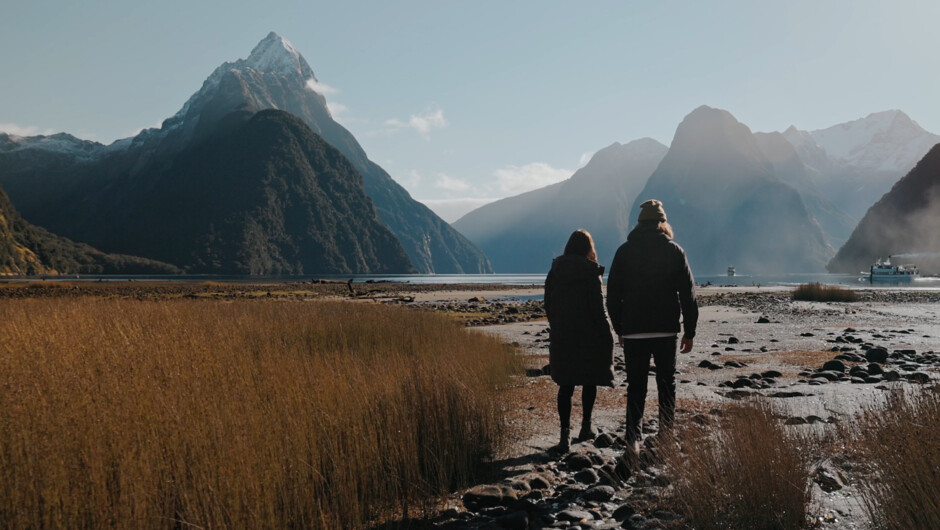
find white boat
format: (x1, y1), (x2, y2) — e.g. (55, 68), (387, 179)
(870, 256), (918, 282)
(727, 266), (736, 277)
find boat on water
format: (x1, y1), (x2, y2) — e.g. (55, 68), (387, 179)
(869, 256), (918, 282)
(727, 266), (736, 277)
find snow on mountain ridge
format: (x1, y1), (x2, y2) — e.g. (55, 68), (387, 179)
(807, 110), (940, 172)
(245, 32), (306, 76)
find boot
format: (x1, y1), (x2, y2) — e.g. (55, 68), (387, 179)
(577, 422), (596, 442)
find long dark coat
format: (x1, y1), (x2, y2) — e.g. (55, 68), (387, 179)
(544, 255), (614, 387)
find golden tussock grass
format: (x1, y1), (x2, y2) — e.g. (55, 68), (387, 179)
(842, 387), (940, 529)
(792, 283), (859, 302)
(0, 298), (519, 529)
(661, 400), (813, 529)
(775, 350), (842, 369)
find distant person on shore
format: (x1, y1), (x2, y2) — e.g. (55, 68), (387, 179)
(606, 200), (698, 457)
(544, 229), (614, 452)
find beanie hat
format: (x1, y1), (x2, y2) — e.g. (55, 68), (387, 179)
(638, 199), (667, 222)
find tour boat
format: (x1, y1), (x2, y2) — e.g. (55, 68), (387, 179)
(727, 266), (736, 277)
(869, 256), (918, 282)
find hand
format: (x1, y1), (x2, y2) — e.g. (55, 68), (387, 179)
(680, 338), (693, 353)
(618, 336), (625, 347)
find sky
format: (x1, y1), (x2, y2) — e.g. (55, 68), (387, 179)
(2, 1), (939, 222)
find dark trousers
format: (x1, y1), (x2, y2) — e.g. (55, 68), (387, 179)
(557, 385), (597, 429)
(623, 336), (677, 443)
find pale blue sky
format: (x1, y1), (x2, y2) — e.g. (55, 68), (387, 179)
(2, 1), (939, 221)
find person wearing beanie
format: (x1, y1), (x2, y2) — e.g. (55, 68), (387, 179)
(606, 199), (698, 459)
(544, 229), (615, 452)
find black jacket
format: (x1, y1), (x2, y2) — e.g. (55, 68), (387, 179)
(606, 223), (698, 339)
(544, 255), (614, 387)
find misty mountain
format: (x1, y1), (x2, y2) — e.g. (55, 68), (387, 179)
(783, 110), (940, 220)
(629, 106), (832, 274)
(828, 143), (940, 274)
(453, 139), (667, 272)
(2, 110), (414, 274)
(0, 183), (179, 275)
(0, 32), (490, 274)
(753, 131), (856, 247)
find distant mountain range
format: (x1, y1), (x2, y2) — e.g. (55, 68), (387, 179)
(828, 143), (940, 274)
(0, 32), (490, 275)
(0, 183), (178, 275)
(456, 106), (939, 275)
(454, 139), (667, 271)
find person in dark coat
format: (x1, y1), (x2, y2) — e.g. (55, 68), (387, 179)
(606, 200), (698, 455)
(544, 229), (614, 451)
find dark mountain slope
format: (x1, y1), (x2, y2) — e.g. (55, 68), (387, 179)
(83, 110), (414, 274)
(0, 185), (179, 275)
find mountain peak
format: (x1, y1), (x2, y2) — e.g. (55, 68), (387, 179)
(245, 32), (306, 76)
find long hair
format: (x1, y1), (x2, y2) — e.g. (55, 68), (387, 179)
(634, 220), (674, 239)
(564, 229), (598, 262)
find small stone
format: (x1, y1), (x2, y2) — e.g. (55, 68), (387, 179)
(822, 360), (846, 372)
(815, 467), (844, 492)
(757, 316), (770, 323)
(761, 370), (783, 378)
(525, 368), (544, 377)
(582, 485), (615, 502)
(574, 468), (599, 484)
(727, 336), (740, 344)
(866, 347), (889, 363)
(883, 370), (901, 382)
(612, 503), (637, 521)
(463, 484), (518, 509)
(563, 453), (594, 471)
(593, 433), (617, 449)
(906, 372), (930, 384)
(557, 509), (594, 522)
(785, 417), (808, 425)
(867, 363), (884, 375)
(495, 510), (528, 529)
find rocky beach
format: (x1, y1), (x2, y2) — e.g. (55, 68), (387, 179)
(402, 284), (940, 529)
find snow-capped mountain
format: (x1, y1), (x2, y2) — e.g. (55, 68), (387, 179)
(808, 110), (940, 173)
(781, 110), (940, 221)
(0, 32), (492, 274)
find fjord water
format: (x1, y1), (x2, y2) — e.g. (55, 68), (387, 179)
(16, 272), (940, 290)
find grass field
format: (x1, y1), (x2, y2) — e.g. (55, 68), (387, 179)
(0, 298), (519, 528)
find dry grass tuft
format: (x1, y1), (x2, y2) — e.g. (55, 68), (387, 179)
(0, 298), (519, 529)
(844, 387), (940, 529)
(776, 350), (842, 370)
(661, 400), (813, 529)
(793, 283), (858, 302)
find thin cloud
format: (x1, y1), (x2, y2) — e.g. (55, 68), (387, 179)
(305, 78), (339, 95)
(419, 197), (499, 223)
(0, 122), (56, 137)
(494, 162), (573, 195)
(434, 173), (470, 192)
(326, 102), (348, 118)
(381, 108), (448, 139)
(579, 151), (595, 166)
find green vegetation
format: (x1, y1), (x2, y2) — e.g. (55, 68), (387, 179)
(792, 282), (859, 302)
(661, 400), (813, 529)
(0, 298), (518, 528)
(846, 388), (940, 529)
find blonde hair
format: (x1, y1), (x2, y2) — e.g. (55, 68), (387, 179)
(564, 229), (598, 262)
